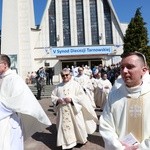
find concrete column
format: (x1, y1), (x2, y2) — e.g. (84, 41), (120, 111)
(69, 0), (78, 46)
(1, 0), (36, 79)
(83, 0), (92, 45)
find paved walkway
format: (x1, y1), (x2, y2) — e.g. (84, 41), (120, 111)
(25, 86), (105, 150)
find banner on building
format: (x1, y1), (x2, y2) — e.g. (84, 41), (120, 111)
(52, 46), (112, 56)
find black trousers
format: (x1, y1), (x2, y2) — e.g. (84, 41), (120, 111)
(36, 81), (42, 100)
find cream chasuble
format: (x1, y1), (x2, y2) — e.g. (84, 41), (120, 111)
(61, 105), (76, 144)
(51, 80), (98, 149)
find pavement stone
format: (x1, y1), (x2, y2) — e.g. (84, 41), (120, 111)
(25, 85), (105, 150)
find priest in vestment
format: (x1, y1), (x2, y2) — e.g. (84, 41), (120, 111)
(94, 72), (112, 109)
(99, 52), (150, 150)
(93, 72), (102, 107)
(51, 68), (98, 149)
(74, 67), (96, 108)
(0, 54), (51, 150)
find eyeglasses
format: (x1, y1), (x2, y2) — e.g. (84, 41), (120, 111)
(61, 74), (69, 77)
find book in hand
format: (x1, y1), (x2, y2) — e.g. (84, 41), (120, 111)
(120, 133), (139, 145)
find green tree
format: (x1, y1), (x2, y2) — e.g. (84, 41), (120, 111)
(123, 7), (150, 66)
(146, 46), (150, 68)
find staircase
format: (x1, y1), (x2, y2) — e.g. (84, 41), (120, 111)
(28, 84), (56, 98)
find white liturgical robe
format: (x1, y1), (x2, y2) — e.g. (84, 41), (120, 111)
(95, 78), (112, 109)
(100, 80), (150, 150)
(51, 79), (98, 149)
(0, 69), (51, 150)
(74, 74), (96, 108)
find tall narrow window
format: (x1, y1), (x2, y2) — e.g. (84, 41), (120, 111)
(76, 0), (85, 45)
(49, 0), (56, 46)
(62, 0), (71, 46)
(90, 0), (99, 45)
(103, 0), (113, 44)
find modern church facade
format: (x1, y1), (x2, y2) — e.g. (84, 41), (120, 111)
(1, 0), (127, 82)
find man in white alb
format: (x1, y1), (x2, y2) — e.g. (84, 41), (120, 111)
(74, 67), (96, 108)
(95, 72), (112, 110)
(100, 52), (150, 150)
(0, 54), (51, 150)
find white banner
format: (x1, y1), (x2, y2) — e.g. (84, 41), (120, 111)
(52, 46), (112, 56)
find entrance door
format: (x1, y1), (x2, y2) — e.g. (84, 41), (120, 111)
(62, 61), (74, 69)
(76, 61), (88, 67)
(91, 60), (102, 69)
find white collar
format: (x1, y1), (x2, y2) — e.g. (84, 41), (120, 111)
(0, 69), (14, 79)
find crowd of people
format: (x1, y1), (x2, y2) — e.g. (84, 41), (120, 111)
(25, 67), (54, 85)
(50, 64), (117, 149)
(67, 63), (120, 110)
(51, 52), (150, 149)
(1, 52), (150, 150)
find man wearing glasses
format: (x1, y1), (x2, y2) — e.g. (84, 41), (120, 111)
(51, 68), (98, 149)
(100, 52), (150, 150)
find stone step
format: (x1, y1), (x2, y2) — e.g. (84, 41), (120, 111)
(28, 84), (56, 98)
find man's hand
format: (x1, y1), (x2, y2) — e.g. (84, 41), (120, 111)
(57, 98), (66, 104)
(63, 97), (72, 104)
(121, 141), (139, 150)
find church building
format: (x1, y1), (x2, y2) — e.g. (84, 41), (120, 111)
(1, 0), (127, 82)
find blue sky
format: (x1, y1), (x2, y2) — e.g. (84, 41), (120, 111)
(0, 0), (150, 41)
(112, 0), (150, 37)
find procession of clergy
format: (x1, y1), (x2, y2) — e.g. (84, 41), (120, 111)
(70, 65), (113, 110)
(51, 51), (150, 150)
(0, 52), (114, 150)
(2, 52), (150, 150)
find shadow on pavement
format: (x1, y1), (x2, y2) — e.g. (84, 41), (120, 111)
(32, 124), (62, 150)
(88, 134), (105, 148)
(87, 124), (105, 148)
